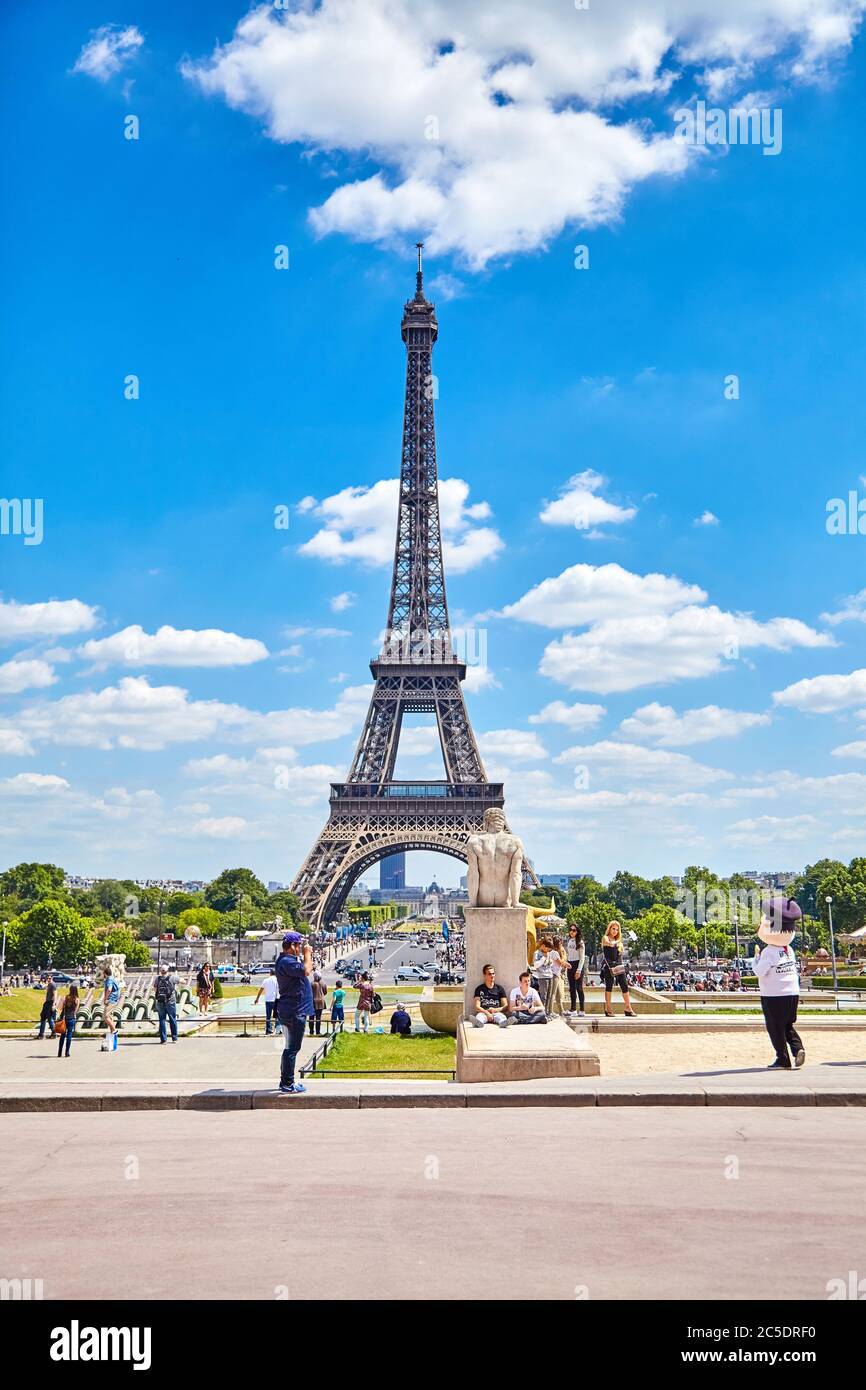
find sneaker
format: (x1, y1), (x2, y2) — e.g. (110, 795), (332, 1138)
(794, 1048), (806, 1068)
(767, 1059), (792, 1069)
(578, 1011), (586, 1017)
(279, 1082), (306, 1095)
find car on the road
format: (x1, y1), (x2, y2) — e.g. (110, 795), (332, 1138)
(395, 966), (431, 981)
(49, 972), (75, 984)
(249, 962), (274, 975)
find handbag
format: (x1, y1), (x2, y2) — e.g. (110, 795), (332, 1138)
(55, 1015), (67, 1035)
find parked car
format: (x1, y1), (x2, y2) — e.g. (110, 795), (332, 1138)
(395, 966), (431, 981)
(249, 962), (274, 975)
(49, 972), (75, 984)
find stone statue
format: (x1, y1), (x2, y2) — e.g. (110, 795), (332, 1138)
(465, 807), (524, 909)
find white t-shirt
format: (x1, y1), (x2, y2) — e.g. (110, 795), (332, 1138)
(510, 986), (543, 1010)
(753, 946), (799, 997)
(261, 976), (279, 1003)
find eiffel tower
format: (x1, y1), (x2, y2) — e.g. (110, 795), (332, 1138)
(292, 247), (530, 929)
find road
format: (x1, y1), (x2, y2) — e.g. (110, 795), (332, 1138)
(1, 1106), (863, 1300)
(321, 931), (453, 987)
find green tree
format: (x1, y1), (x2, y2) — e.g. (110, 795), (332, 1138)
(205, 868), (268, 914)
(567, 876), (605, 908)
(649, 876), (680, 908)
(791, 859), (846, 918)
(264, 890), (301, 925)
(103, 925), (150, 967)
(16, 899), (98, 968)
(177, 906), (224, 938)
(567, 899), (618, 957)
(607, 870), (655, 920)
(91, 879), (134, 920)
(0, 861), (65, 906)
(632, 903), (694, 955)
(164, 891), (203, 917)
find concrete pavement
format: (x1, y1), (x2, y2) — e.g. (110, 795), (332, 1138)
(1, 1106), (863, 1300)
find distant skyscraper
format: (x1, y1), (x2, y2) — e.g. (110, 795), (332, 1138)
(380, 852), (406, 891)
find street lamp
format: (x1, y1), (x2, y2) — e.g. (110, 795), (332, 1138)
(0, 920), (7, 985)
(156, 897), (164, 972)
(825, 895), (838, 993)
(236, 893), (244, 973)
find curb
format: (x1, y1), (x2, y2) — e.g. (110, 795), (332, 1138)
(1, 1087), (865, 1112)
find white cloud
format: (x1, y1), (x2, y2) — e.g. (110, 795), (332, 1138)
(0, 659), (56, 695)
(78, 624), (268, 668)
(0, 729), (32, 756)
(831, 741), (866, 760)
(463, 663), (500, 693)
(181, 1), (862, 267)
(330, 592), (356, 612)
(541, 606), (832, 694)
(554, 738), (733, 787)
(0, 597), (98, 643)
(773, 668), (866, 713)
(725, 814), (819, 847)
(478, 729), (547, 762)
(501, 562), (705, 629)
(529, 700), (606, 731)
(821, 589), (866, 625)
(191, 816), (249, 839)
(73, 24), (143, 81)
(2, 773), (70, 794)
(283, 625), (350, 639)
(693, 510), (720, 527)
(6, 676), (372, 752)
(298, 476), (502, 572)
(539, 470), (636, 532)
(618, 702), (770, 746)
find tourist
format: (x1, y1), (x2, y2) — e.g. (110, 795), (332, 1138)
(309, 971), (327, 1036)
(37, 977), (57, 1040)
(547, 931), (566, 1017)
(390, 1001), (412, 1036)
(56, 984), (79, 1058)
(601, 921), (636, 1018)
(275, 931), (313, 1095)
(753, 898), (805, 1070)
(331, 979), (346, 1032)
(508, 971), (547, 1024)
(531, 938), (555, 1011)
(355, 972), (375, 1033)
(255, 966), (279, 1035)
(196, 962), (213, 1014)
(154, 964), (178, 1044)
(102, 966), (122, 1044)
(469, 964), (508, 1028)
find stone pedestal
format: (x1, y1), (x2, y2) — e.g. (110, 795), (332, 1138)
(462, 905), (529, 1020)
(456, 1018), (600, 1082)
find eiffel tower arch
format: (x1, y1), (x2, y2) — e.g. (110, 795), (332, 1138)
(292, 247), (535, 929)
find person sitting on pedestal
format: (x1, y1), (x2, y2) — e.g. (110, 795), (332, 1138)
(508, 971), (547, 1024)
(469, 964), (509, 1027)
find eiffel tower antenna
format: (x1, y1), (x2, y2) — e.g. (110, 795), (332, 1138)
(291, 252), (533, 928)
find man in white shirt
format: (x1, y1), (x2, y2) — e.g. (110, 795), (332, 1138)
(255, 966), (279, 1035)
(508, 971), (547, 1024)
(753, 897), (805, 1070)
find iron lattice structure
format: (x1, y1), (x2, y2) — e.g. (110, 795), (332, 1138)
(292, 251), (532, 928)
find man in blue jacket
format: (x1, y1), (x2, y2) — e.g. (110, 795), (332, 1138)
(275, 931), (313, 1094)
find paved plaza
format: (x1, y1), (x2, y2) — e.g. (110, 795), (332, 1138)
(1, 1106), (863, 1301)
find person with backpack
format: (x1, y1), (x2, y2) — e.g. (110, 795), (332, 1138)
(56, 984), (79, 1057)
(154, 964), (178, 1044)
(354, 972), (375, 1033)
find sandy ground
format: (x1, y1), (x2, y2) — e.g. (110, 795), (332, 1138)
(592, 1025), (866, 1076)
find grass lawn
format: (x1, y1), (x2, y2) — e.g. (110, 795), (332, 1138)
(312, 1030), (456, 1080)
(0, 989), (45, 1024)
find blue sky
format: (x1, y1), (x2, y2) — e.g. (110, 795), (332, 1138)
(2, 0), (866, 888)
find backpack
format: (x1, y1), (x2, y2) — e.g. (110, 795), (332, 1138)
(371, 992), (384, 1015)
(155, 975), (174, 1004)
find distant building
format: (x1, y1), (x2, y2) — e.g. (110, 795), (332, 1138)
(380, 852), (406, 892)
(267, 881), (287, 894)
(539, 873), (585, 893)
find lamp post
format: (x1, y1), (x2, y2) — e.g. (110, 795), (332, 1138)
(156, 897), (164, 972)
(236, 893), (244, 974)
(825, 895), (838, 993)
(0, 920), (7, 985)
